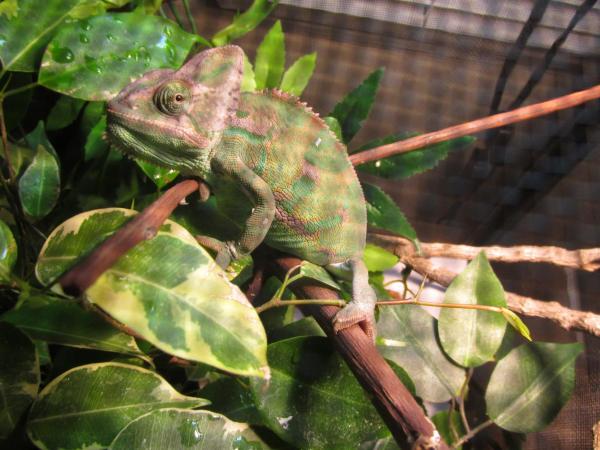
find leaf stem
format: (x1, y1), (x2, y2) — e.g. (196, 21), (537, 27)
(181, 0), (197, 34)
(255, 298), (347, 313)
(167, 0), (186, 31)
(457, 368), (473, 433)
(0, 101), (15, 182)
(377, 298), (505, 314)
(3, 81), (39, 99)
(452, 419), (493, 448)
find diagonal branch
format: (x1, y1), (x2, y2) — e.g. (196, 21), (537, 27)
(349, 84), (600, 166)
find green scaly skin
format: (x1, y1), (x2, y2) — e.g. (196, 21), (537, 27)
(106, 45), (377, 338)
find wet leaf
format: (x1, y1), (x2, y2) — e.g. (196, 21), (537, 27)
(251, 336), (391, 449)
(363, 243), (398, 272)
(18, 123), (60, 220)
(377, 305), (465, 402)
(280, 52), (316, 96)
(46, 95), (85, 130)
(439, 252), (507, 367)
(356, 133), (475, 177)
(109, 408), (268, 449)
(0, 219), (17, 280)
(136, 160), (179, 189)
(329, 68), (383, 143)
(27, 362), (208, 450)
(212, 0), (279, 46)
(39, 12), (199, 100)
(2, 295), (147, 358)
(0, 322), (40, 439)
(254, 20), (284, 90)
(36, 208), (268, 377)
(362, 182), (418, 246)
(0, 0), (82, 72)
(485, 342), (582, 433)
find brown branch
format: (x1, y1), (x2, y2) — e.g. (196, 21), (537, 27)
(269, 254), (447, 450)
(349, 84), (600, 166)
(55, 180), (446, 449)
(59, 179), (200, 295)
(369, 233), (600, 272)
(395, 253), (600, 338)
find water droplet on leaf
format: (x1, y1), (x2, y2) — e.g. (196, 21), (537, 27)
(79, 33), (89, 44)
(51, 46), (74, 63)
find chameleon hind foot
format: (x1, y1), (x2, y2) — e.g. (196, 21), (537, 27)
(332, 302), (376, 340)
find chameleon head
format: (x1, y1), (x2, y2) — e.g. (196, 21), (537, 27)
(106, 45), (244, 172)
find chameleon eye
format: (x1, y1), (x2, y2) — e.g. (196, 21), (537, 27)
(154, 81), (190, 116)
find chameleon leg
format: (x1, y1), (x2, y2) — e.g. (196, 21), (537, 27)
(332, 258), (377, 339)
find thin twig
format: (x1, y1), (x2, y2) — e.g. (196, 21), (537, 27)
(369, 233), (600, 272)
(458, 368), (473, 434)
(255, 298), (346, 313)
(349, 84), (600, 166)
(452, 419), (494, 448)
(0, 101), (15, 182)
(399, 254), (600, 338)
(182, 0), (197, 34)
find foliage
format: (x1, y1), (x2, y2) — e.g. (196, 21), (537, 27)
(0, 1), (582, 449)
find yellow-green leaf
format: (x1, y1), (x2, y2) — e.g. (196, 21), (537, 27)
(35, 208), (268, 377)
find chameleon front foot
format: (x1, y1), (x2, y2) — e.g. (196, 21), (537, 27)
(332, 301), (376, 340)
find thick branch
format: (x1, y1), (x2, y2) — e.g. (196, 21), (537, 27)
(369, 233), (600, 272)
(269, 254), (446, 450)
(59, 179), (200, 295)
(350, 84), (600, 166)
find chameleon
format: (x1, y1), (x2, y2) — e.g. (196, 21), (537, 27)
(106, 45), (378, 338)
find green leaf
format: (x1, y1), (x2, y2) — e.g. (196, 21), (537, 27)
(68, 0), (131, 20)
(377, 305), (465, 402)
(136, 160), (179, 189)
(298, 260), (340, 290)
(109, 408), (268, 449)
(80, 100), (105, 136)
(363, 243), (398, 272)
(27, 362), (208, 450)
(362, 182), (418, 245)
(18, 124), (60, 220)
(280, 52), (316, 96)
(329, 68), (383, 143)
(254, 20), (285, 90)
(438, 252), (508, 367)
(35, 208), (269, 377)
(269, 316), (326, 342)
(250, 336), (391, 449)
(39, 12), (200, 100)
(46, 95), (85, 131)
(241, 52), (256, 92)
(0, 322), (40, 439)
(485, 342), (583, 433)
(2, 295), (147, 358)
(0, 0), (18, 18)
(501, 309), (532, 341)
(211, 0), (279, 46)
(431, 410), (465, 449)
(3, 72), (33, 131)
(323, 116), (342, 141)
(84, 115), (109, 160)
(199, 377), (266, 426)
(0, 219), (17, 281)
(356, 133), (475, 177)
(0, 0), (82, 72)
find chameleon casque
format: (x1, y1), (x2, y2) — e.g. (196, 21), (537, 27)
(106, 45), (377, 338)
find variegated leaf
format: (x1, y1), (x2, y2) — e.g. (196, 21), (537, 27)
(35, 208), (268, 377)
(27, 362), (208, 450)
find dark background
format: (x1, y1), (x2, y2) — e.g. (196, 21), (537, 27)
(186, 1), (599, 448)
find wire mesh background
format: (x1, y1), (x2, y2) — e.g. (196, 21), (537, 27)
(185, 1), (600, 448)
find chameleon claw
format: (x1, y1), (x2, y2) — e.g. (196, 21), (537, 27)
(332, 302), (376, 341)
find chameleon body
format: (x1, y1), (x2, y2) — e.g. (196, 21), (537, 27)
(106, 46), (377, 337)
